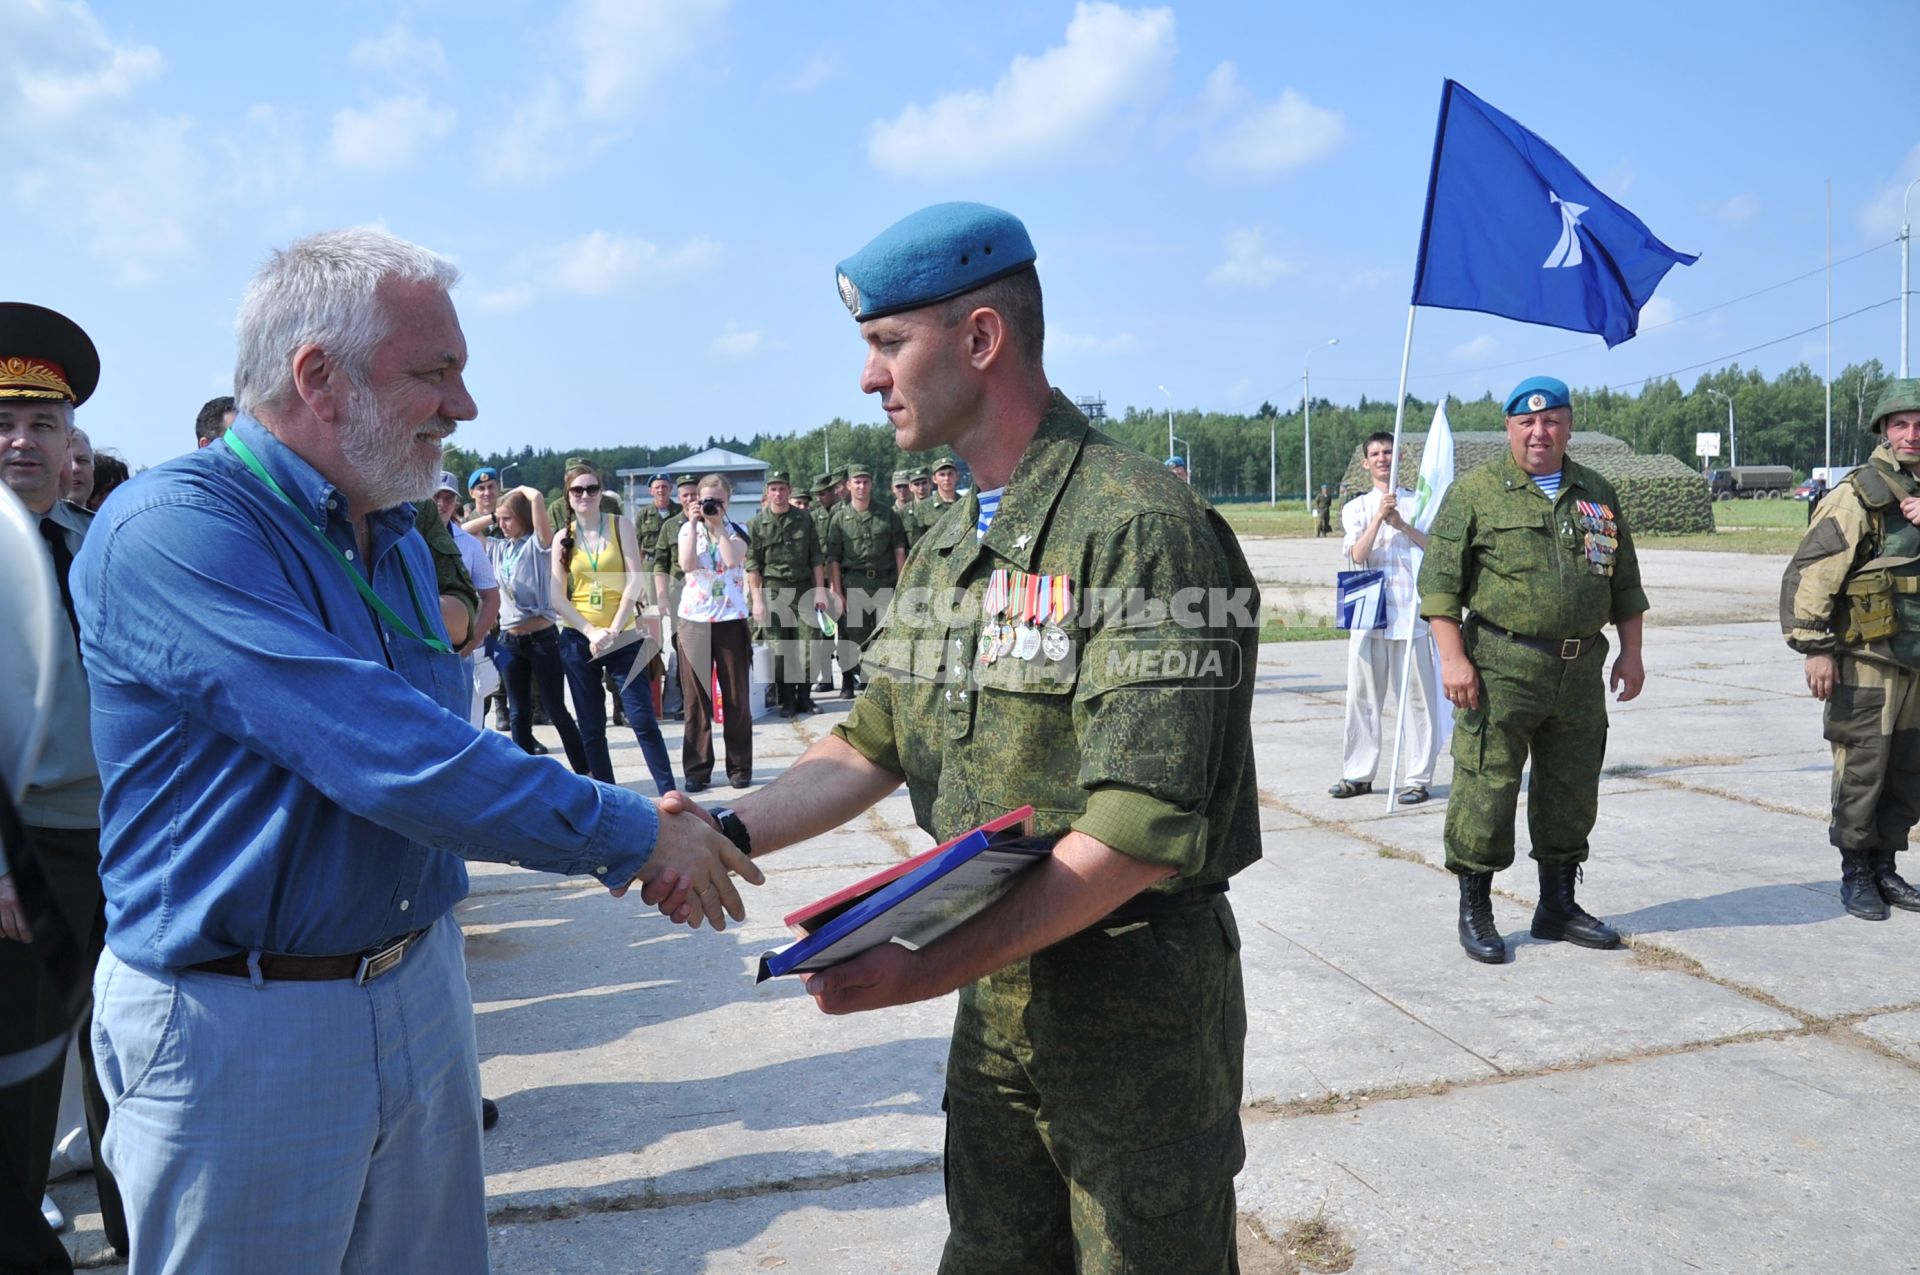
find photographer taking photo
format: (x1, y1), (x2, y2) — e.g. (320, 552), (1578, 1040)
(675, 474), (753, 790)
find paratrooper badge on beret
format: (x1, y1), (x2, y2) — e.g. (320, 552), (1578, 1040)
(1504, 375), (1571, 416)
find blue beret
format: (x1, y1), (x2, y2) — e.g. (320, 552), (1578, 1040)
(1504, 376), (1571, 416)
(836, 202), (1037, 322)
(1165, 455), (1186, 468)
(466, 466), (498, 488)
(649, 472), (673, 485)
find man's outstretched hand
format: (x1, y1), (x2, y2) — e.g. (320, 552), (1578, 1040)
(613, 800), (762, 930)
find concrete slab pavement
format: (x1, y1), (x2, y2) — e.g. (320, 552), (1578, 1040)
(53, 544), (1920, 1273)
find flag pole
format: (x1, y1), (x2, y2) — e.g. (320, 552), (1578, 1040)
(1381, 303), (1419, 810)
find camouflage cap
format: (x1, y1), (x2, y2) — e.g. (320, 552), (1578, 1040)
(932, 455), (958, 473)
(846, 463), (873, 479)
(811, 472), (835, 494)
(675, 473), (699, 488)
(909, 467), (931, 482)
(890, 470), (910, 486)
(1870, 378), (1920, 433)
(828, 467), (848, 485)
(765, 469), (791, 486)
(564, 455), (592, 471)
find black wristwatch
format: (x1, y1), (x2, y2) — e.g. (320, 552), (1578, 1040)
(711, 807), (753, 858)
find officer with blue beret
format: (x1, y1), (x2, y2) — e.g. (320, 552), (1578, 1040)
(1418, 374), (1649, 963)
(677, 202), (1261, 1269)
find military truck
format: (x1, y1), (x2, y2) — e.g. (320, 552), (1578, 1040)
(1705, 465), (1794, 500)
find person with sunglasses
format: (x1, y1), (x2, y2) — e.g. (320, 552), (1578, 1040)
(488, 486), (592, 772)
(551, 462), (677, 795)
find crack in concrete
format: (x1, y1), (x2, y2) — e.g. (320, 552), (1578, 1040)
(486, 1156), (944, 1225)
(1254, 919), (1508, 1078)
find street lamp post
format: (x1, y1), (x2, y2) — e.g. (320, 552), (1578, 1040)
(1157, 384), (1173, 464)
(1706, 388), (1737, 469)
(1302, 339), (1338, 504)
(1902, 176), (1919, 378)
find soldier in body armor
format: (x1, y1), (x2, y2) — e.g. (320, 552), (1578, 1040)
(1782, 379), (1920, 920)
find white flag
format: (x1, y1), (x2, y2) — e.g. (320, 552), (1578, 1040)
(1408, 400), (1454, 533)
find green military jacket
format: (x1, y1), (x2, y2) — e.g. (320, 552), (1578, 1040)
(1419, 452), (1649, 640)
(827, 503), (907, 577)
(833, 391), (1262, 887)
(1781, 444), (1920, 669)
(634, 501), (676, 574)
(412, 501), (479, 621)
(746, 506), (823, 582)
(654, 510), (689, 580)
(905, 494), (961, 549)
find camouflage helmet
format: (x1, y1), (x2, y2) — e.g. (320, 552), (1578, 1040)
(1869, 378), (1920, 433)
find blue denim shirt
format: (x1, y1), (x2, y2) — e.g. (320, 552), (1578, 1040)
(71, 417), (657, 970)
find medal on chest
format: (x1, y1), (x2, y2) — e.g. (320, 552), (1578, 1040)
(978, 569), (1011, 668)
(1012, 571), (1044, 661)
(1575, 501), (1618, 576)
(1040, 573), (1072, 662)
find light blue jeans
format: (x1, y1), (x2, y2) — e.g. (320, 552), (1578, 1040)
(92, 915), (488, 1274)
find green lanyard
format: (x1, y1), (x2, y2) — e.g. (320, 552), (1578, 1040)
(223, 432), (452, 654)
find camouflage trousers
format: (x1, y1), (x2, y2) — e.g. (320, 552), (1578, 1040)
(837, 570), (896, 673)
(754, 578), (815, 684)
(1823, 653), (1920, 854)
(1443, 623), (1610, 875)
(939, 895), (1246, 1275)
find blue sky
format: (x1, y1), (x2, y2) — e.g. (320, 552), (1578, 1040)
(6, 0), (1917, 470)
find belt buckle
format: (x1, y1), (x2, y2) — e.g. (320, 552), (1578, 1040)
(1558, 638), (1581, 659)
(355, 934), (412, 985)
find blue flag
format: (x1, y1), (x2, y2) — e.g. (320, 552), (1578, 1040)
(1411, 80), (1697, 348)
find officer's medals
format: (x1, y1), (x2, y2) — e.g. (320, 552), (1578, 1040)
(1575, 500), (1618, 577)
(978, 569), (1011, 667)
(1041, 574), (1072, 662)
(1012, 571), (1043, 661)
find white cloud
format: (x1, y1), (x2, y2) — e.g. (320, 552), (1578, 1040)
(1199, 63), (1344, 175)
(477, 0), (727, 182)
(709, 322), (765, 358)
(573, 0), (730, 120)
(349, 24), (448, 78)
(1346, 266), (1395, 293)
(3, 1), (161, 124)
(1717, 193), (1758, 224)
(1047, 326), (1138, 355)
(1637, 296), (1679, 333)
(1448, 335), (1497, 362)
(1859, 142), (1920, 238)
(785, 54), (837, 93)
(475, 231), (723, 310)
(1207, 227), (1296, 288)
(867, 2), (1175, 177)
(330, 96), (457, 171)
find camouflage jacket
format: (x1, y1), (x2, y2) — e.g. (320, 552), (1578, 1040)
(833, 391), (1262, 887)
(1781, 445), (1920, 668)
(1419, 452), (1649, 640)
(654, 511), (689, 580)
(634, 502), (676, 573)
(745, 506), (823, 582)
(412, 501), (479, 621)
(826, 504), (907, 576)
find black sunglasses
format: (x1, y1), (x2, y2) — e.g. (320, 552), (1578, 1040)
(569, 484), (602, 496)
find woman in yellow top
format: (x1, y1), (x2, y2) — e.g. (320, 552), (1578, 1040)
(549, 462), (677, 795)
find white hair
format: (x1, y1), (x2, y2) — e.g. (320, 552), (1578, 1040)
(233, 227), (460, 416)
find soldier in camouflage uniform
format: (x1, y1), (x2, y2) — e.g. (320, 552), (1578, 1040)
(1418, 375), (1649, 964)
(683, 202), (1260, 1273)
(909, 465), (932, 504)
(633, 472), (677, 608)
(890, 468), (913, 511)
(1780, 378), (1920, 920)
(745, 470), (826, 716)
(652, 474), (700, 720)
(808, 471), (842, 692)
(1312, 483), (1333, 536)
(824, 463), (907, 697)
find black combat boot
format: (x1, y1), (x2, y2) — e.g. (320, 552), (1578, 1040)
(1457, 872), (1505, 964)
(795, 683), (816, 713)
(841, 671), (858, 700)
(1872, 850), (1920, 912)
(1530, 862), (1621, 949)
(1843, 850), (1892, 920)
(491, 694), (509, 731)
(776, 683), (795, 719)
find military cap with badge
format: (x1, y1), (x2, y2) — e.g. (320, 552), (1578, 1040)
(0, 301), (100, 407)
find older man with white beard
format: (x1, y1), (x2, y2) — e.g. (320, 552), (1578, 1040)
(70, 229), (759, 1273)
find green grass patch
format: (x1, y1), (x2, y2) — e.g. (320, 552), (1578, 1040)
(1215, 500), (1324, 539)
(1261, 618), (1343, 643)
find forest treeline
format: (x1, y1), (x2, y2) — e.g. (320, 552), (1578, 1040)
(443, 358), (1894, 505)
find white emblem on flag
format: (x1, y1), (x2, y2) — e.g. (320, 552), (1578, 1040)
(1542, 191), (1588, 269)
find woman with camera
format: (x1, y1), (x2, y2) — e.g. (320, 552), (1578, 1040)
(550, 462), (677, 796)
(675, 473), (753, 791)
(485, 486), (592, 773)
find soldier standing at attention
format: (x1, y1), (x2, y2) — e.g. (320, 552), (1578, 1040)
(1312, 483), (1334, 536)
(809, 471), (842, 695)
(1418, 375), (1647, 964)
(669, 201), (1260, 1271)
(1781, 379), (1920, 920)
(909, 466), (933, 504)
(825, 463), (907, 698)
(746, 470), (827, 717)
(890, 469), (913, 512)
(634, 472), (676, 608)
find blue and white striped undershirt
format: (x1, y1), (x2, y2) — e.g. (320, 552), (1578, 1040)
(975, 487), (1004, 541)
(1533, 470), (1564, 500)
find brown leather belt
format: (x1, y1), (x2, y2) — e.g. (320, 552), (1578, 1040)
(185, 928), (430, 986)
(1475, 619), (1601, 661)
